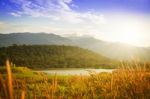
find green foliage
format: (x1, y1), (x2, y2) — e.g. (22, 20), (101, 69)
(0, 66), (31, 74)
(0, 45), (117, 69)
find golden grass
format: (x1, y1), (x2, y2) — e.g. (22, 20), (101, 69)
(6, 60), (13, 99)
(0, 74), (8, 99)
(20, 90), (25, 99)
(0, 60), (26, 99)
(0, 60), (150, 99)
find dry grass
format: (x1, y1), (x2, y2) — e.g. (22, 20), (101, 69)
(0, 60), (150, 99)
(0, 60), (26, 99)
(6, 60), (13, 99)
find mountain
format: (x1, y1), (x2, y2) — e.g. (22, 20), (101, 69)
(0, 45), (116, 69)
(0, 33), (73, 46)
(68, 36), (150, 61)
(0, 33), (150, 61)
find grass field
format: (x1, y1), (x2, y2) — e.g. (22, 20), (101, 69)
(0, 61), (150, 99)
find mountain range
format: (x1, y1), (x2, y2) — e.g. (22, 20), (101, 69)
(0, 33), (150, 61)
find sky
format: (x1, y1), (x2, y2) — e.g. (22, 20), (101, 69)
(0, 0), (150, 47)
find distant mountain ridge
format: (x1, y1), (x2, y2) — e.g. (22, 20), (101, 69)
(0, 33), (73, 46)
(69, 36), (150, 60)
(0, 33), (150, 61)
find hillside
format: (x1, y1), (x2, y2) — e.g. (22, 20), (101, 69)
(0, 45), (116, 69)
(0, 33), (150, 60)
(0, 33), (73, 46)
(69, 36), (150, 61)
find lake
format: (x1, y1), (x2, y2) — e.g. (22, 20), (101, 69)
(35, 69), (114, 75)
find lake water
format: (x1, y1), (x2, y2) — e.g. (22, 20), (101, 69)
(36, 69), (114, 75)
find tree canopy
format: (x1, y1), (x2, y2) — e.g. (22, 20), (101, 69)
(0, 45), (116, 69)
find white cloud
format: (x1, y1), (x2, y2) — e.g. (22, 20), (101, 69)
(10, 12), (21, 17)
(0, 22), (24, 33)
(10, 0), (105, 24)
(10, 0), (73, 16)
(0, 21), (9, 29)
(4, 0), (150, 46)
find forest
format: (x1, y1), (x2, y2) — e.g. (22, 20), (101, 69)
(0, 45), (116, 69)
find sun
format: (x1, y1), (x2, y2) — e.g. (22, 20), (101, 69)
(117, 32), (140, 45)
(115, 22), (141, 45)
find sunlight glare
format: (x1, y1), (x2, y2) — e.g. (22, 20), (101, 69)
(115, 21), (141, 45)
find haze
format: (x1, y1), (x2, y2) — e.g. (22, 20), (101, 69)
(0, 0), (150, 47)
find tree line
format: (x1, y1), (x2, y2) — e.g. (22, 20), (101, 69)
(0, 45), (116, 69)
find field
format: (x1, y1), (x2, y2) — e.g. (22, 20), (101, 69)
(0, 61), (150, 99)
(1, 0), (149, 98)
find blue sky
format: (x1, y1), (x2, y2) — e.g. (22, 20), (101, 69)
(0, 0), (150, 15)
(73, 0), (150, 13)
(0, 0), (150, 46)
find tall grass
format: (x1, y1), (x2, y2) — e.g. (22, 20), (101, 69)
(6, 60), (13, 99)
(0, 60), (25, 99)
(0, 61), (150, 99)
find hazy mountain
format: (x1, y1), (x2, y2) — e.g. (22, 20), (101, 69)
(69, 36), (150, 61)
(0, 33), (73, 46)
(0, 33), (150, 61)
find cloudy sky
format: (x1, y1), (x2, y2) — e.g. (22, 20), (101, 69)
(0, 0), (150, 46)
